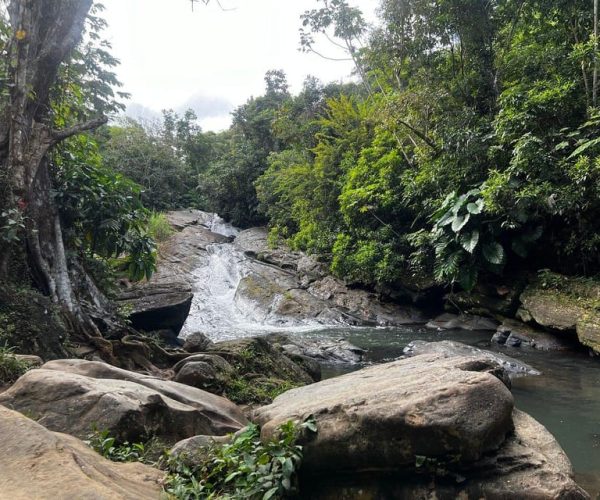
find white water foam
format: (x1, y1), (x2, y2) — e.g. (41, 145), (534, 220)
(179, 232), (342, 341)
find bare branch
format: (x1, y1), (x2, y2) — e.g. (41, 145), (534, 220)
(397, 119), (439, 153)
(305, 47), (353, 62)
(323, 32), (349, 51)
(51, 116), (107, 144)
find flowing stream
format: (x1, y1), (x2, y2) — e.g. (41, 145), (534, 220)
(180, 221), (600, 495)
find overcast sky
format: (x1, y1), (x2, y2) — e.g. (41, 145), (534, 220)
(100, 0), (378, 131)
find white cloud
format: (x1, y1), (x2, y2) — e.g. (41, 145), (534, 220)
(100, 0), (378, 131)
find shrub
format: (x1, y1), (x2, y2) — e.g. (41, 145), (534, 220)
(0, 344), (29, 384)
(85, 428), (163, 464)
(147, 212), (174, 242)
(164, 418), (316, 499)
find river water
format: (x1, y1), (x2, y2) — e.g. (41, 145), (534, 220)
(180, 221), (600, 495)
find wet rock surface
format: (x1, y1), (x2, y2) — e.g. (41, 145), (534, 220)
(426, 312), (498, 331)
(233, 226), (427, 327)
(403, 339), (541, 377)
(265, 333), (366, 364)
(0, 405), (163, 499)
(493, 318), (574, 351)
(0, 359), (248, 443)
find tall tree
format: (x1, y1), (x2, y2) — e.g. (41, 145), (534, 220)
(0, 1), (118, 347)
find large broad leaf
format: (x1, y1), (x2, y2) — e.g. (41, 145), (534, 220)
(460, 229), (480, 253)
(482, 242), (506, 265)
(451, 213), (470, 232)
(567, 136), (600, 159)
(466, 199), (484, 214)
(436, 211), (454, 227)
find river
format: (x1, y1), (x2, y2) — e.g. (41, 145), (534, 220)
(179, 218), (600, 496)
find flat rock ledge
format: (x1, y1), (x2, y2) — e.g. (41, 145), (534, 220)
(0, 359), (248, 443)
(0, 405), (163, 500)
(254, 353), (588, 499)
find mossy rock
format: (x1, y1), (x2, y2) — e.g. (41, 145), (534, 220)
(0, 284), (70, 360)
(577, 313), (600, 354)
(199, 337), (317, 404)
(519, 272), (600, 353)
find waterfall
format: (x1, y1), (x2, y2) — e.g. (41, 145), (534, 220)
(179, 216), (331, 340)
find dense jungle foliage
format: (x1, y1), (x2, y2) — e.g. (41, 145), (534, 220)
(100, 0), (600, 293)
(2, 0), (599, 301)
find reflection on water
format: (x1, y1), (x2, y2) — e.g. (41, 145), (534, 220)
(301, 326), (600, 496)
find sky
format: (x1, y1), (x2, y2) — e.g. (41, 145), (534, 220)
(100, 0), (378, 131)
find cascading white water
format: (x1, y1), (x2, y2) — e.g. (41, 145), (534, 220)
(179, 217), (330, 340)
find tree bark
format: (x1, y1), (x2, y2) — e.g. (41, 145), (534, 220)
(0, 0), (100, 324)
(594, 0), (598, 107)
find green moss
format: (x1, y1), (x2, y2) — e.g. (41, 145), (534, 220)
(205, 339), (312, 405)
(225, 376), (300, 405)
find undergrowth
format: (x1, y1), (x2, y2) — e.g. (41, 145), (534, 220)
(147, 212), (174, 243)
(86, 417), (317, 500)
(0, 344), (30, 384)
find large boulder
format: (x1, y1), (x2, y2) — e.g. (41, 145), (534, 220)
(519, 273), (600, 354)
(403, 340), (541, 377)
(173, 353), (235, 393)
(0, 359), (247, 442)
(0, 405), (163, 499)
(301, 409), (588, 499)
(254, 353), (515, 473)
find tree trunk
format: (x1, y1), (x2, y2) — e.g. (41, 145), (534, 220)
(0, 0), (104, 330)
(594, 0), (598, 107)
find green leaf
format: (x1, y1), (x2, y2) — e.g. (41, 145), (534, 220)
(568, 136), (600, 159)
(459, 229), (479, 253)
(451, 213), (470, 232)
(263, 487), (279, 500)
(466, 199), (483, 214)
(482, 242), (505, 265)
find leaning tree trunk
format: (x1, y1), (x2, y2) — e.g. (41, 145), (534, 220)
(0, 0), (117, 345)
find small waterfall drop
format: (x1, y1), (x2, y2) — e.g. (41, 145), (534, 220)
(179, 215), (329, 340)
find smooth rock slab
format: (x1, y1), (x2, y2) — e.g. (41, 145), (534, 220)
(403, 340), (541, 377)
(254, 353), (515, 474)
(0, 405), (163, 500)
(0, 359), (248, 442)
(426, 312), (498, 331)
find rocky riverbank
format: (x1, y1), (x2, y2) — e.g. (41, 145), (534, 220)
(1, 209), (598, 497)
(0, 349), (589, 498)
